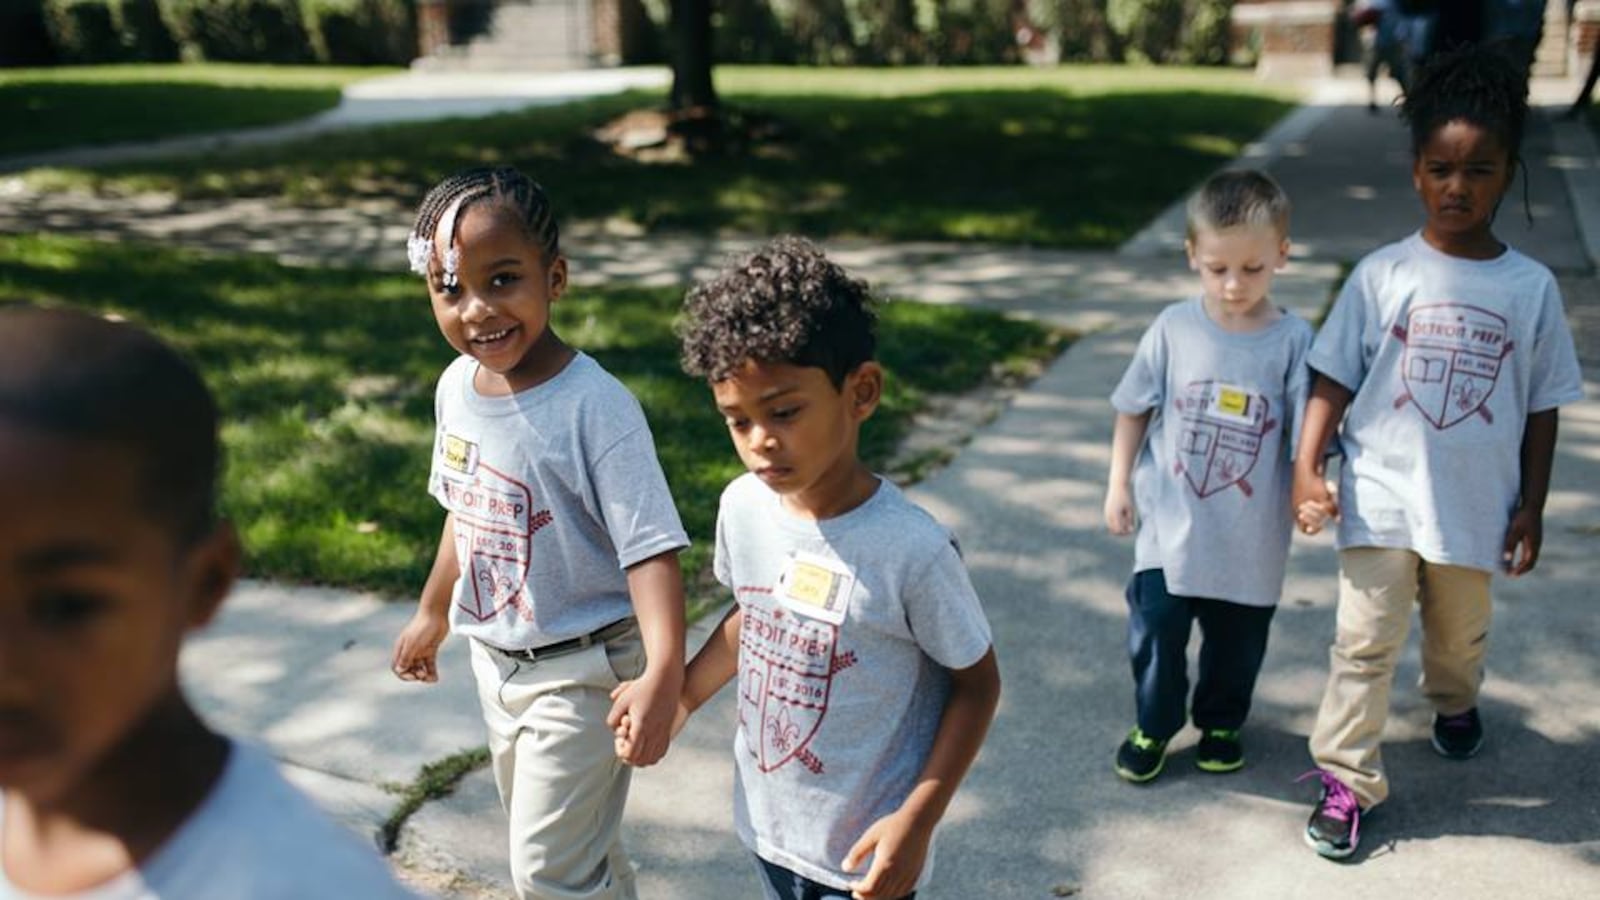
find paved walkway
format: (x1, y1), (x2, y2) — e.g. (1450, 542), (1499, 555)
(4, 70), (1598, 899)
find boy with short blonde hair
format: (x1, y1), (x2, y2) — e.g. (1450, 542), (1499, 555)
(1104, 169), (1313, 782)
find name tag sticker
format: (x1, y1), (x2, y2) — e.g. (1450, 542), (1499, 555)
(775, 551), (854, 625)
(1206, 384), (1254, 425)
(440, 431), (480, 475)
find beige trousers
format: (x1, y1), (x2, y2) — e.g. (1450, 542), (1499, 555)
(1308, 547), (1492, 809)
(469, 624), (646, 900)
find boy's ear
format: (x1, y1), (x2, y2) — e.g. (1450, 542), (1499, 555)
(847, 362), (883, 422)
(1276, 237), (1291, 269)
(182, 521), (240, 632)
(1184, 239), (1199, 271)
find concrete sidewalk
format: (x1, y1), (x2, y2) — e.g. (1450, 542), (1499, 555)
(9, 70), (1599, 897)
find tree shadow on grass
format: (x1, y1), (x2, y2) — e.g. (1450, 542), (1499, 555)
(66, 88), (1295, 249)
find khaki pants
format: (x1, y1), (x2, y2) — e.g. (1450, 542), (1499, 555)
(469, 625), (646, 900)
(1308, 548), (1491, 809)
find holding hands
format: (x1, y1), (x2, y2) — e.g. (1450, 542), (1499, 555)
(1292, 461), (1339, 536)
(607, 669), (687, 767)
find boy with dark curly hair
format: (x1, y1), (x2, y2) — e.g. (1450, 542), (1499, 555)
(659, 236), (1001, 899)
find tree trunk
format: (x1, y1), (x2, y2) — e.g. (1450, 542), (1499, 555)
(670, 0), (719, 112)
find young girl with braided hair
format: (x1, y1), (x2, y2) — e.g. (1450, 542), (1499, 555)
(390, 166), (690, 899)
(1293, 44), (1584, 860)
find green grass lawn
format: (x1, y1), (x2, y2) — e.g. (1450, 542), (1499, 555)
(0, 64), (395, 158)
(0, 233), (1063, 607)
(33, 65), (1298, 248)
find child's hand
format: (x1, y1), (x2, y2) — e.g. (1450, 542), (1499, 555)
(842, 809), (932, 900)
(1292, 467), (1339, 535)
(609, 696), (691, 763)
(1104, 483), (1136, 535)
(605, 669), (684, 766)
(1502, 505), (1543, 576)
(1296, 485), (1338, 536)
(392, 610), (449, 683)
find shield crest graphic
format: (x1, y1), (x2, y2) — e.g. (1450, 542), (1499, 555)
(442, 461), (537, 622)
(738, 602), (836, 773)
(1392, 305), (1511, 430)
(1174, 380), (1273, 499)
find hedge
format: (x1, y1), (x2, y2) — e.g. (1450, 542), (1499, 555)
(21, 0), (415, 65)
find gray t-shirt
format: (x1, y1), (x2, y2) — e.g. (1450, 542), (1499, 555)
(1310, 233), (1584, 571)
(1111, 298), (1314, 607)
(713, 474), (992, 890)
(0, 743), (415, 899)
(429, 353), (689, 650)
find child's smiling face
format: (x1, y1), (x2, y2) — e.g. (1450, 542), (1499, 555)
(1413, 118), (1514, 259)
(427, 202), (570, 394)
(0, 425), (234, 806)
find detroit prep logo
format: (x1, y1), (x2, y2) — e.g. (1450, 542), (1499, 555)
(1391, 304), (1513, 430)
(736, 591), (856, 775)
(435, 431), (554, 622)
(1173, 380), (1274, 499)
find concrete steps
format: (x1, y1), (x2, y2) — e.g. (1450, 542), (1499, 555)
(415, 1), (592, 72)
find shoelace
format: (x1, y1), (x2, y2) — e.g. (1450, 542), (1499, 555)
(1129, 728), (1161, 750)
(1296, 769), (1361, 844)
(1205, 729), (1240, 741)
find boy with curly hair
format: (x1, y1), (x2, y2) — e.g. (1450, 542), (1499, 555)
(661, 236), (1001, 899)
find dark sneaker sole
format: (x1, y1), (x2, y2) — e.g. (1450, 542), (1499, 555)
(1114, 757), (1165, 783)
(1304, 826), (1356, 861)
(1430, 733), (1483, 760)
(1196, 757), (1244, 773)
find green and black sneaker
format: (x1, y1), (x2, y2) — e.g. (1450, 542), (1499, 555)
(1114, 727), (1167, 783)
(1196, 728), (1245, 773)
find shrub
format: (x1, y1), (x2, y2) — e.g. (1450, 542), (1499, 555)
(1, 1), (58, 66)
(158, 0), (313, 63)
(43, 0), (124, 63)
(118, 0), (180, 61)
(300, 0), (414, 65)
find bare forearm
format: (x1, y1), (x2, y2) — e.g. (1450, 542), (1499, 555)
(1108, 412), (1151, 487)
(1519, 410), (1559, 513)
(417, 514), (460, 616)
(625, 550), (687, 678)
(900, 648), (1001, 829)
(683, 606), (741, 712)
(1294, 375), (1353, 475)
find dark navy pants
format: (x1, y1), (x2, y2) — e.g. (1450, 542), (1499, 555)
(1126, 568), (1276, 741)
(755, 857), (916, 900)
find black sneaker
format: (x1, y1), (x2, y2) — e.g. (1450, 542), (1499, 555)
(1114, 727), (1167, 783)
(1298, 769), (1362, 860)
(1195, 728), (1244, 773)
(1431, 707), (1484, 759)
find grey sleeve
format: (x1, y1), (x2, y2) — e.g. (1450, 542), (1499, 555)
(591, 423), (690, 569)
(901, 535), (992, 671)
(1307, 266), (1373, 393)
(1111, 315), (1168, 416)
(1527, 278), (1586, 413)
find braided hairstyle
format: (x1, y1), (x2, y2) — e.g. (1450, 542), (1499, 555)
(409, 166), (561, 271)
(678, 236), (876, 388)
(1401, 43), (1528, 162)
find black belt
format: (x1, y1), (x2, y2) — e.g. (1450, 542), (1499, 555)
(483, 617), (635, 664)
